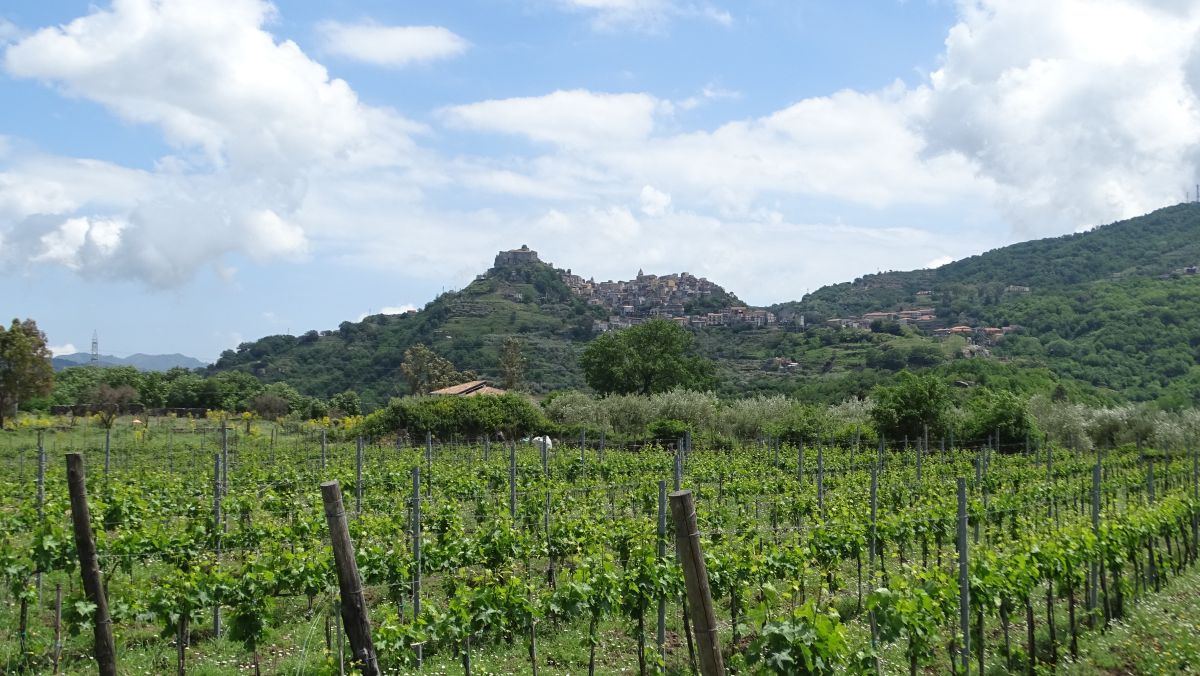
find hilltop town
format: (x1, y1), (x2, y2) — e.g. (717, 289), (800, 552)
(494, 245), (777, 331)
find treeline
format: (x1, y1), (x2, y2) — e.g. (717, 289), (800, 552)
(39, 365), (362, 419)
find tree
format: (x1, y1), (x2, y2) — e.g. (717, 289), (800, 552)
(498, 337), (526, 391)
(400, 344), (475, 395)
(870, 371), (950, 440)
(91, 383), (138, 429)
(580, 319), (716, 395)
(0, 319), (54, 426)
(329, 390), (362, 417)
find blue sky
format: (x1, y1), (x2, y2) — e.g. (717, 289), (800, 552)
(2, 0), (1199, 361)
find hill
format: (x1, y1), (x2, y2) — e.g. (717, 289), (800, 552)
(775, 203), (1200, 323)
(212, 204), (1200, 408)
(53, 352), (206, 372)
(771, 203), (1200, 405)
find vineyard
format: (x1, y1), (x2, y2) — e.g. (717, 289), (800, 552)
(1, 417), (1198, 674)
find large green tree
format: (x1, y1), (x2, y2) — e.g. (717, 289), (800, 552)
(400, 344), (476, 395)
(580, 319), (715, 395)
(0, 318), (54, 426)
(870, 370), (950, 441)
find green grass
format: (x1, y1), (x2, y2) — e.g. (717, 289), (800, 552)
(1063, 563), (1200, 675)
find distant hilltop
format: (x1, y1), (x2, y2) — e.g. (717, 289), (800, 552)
(490, 243), (764, 331)
(53, 352), (206, 372)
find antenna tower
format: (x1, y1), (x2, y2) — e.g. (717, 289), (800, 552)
(90, 330), (99, 365)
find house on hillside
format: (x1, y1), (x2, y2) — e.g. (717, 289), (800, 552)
(431, 380), (507, 396)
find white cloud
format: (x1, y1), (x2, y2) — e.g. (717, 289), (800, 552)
(48, 343), (77, 357)
(0, 0), (417, 286)
(32, 216), (126, 270)
(0, 18), (19, 45)
(921, 0), (1200, 234)
(317, 21), (468, 68)
(440, 86), (989, 211)
(639, 185), (671, 216)
(9, 0), (1200, 309)
(442, 90), (669, 149)
(677, 84), (740, 110)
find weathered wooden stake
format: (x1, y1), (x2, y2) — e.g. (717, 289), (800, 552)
(213, 452), (223, 636)
(355, 436), (364, 516)
(657, 480), (667, 659)
(320, 481), (380, 676)
(669, 490), (724, 676)
(66, 453), (117, 676)
(957, 478), (970, 675)
(411, 467), (423, 666)
(509, 443), (518, 521)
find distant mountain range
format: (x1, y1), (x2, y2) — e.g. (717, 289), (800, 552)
(210, 203), (1200, 408)
(53, 352), (207, 372)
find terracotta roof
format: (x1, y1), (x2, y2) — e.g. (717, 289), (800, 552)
(430, 380), (506, 396)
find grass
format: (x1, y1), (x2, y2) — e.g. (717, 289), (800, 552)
(1063, 562), (1200, 675)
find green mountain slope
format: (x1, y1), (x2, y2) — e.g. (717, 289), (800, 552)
(214, 204), (1200, 409)
(777, 203), (1200, 322)
(209, 258), (604, 407)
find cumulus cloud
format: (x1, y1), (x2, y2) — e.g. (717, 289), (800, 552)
(639, 185), (671, 216)
(7, 0), (1200, 307)
(442, 90), (670, 149)
(317, 21), (468, 67)
(441, 85), (989, 212)
(48, 343), (77, 357)
(921, 0), (1200, 233)
(0, 0), (416, 285)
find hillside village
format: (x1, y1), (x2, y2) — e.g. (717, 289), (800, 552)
(491, 245), (1033, 346)
(495, 245), (778, 331)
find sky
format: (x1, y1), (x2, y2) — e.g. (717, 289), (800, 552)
(3, 0), (1200, 362)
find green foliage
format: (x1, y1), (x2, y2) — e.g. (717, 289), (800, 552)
(362, 393), (545, 439)
(329, 390), (362, 416)
(747, 604), (849, 675)
(401, 343), (476, 395)
(0, 318), (54, 425)
(646, 418), (688, 441)
(580, 319), (715, 395)
(962, 389), (1037, 446)
(871, 371), (951, 440)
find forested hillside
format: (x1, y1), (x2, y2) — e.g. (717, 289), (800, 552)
(208, 203), (1200, 409)
(209, 259), (605, 406)
(776, 203), (1200, 322)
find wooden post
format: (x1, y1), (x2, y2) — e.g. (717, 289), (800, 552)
(425, 432), (433, 499)
(1089, 462), (1100, 626)
(957, 478), (970, 675)
(103, 427), (111, 477)
(509, 443), (518, 522)
(674, 451), (683, 491)
(411, 467), (423, 666)
(817, 445), (825, 518)
(213, 453), (222, 637)
(355, 436), (364, 517)
(669, 490), (724, 676)
(797, 441), (805, 483)
(66, 453), (117, 676)
(656, 480), (667, 659)
(320, 481), (381, 676)
(36, 435), (45, 595)
(868, 463), (879, 661)
(321, 428), (328, 469)
(53, 582), (63, 674)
